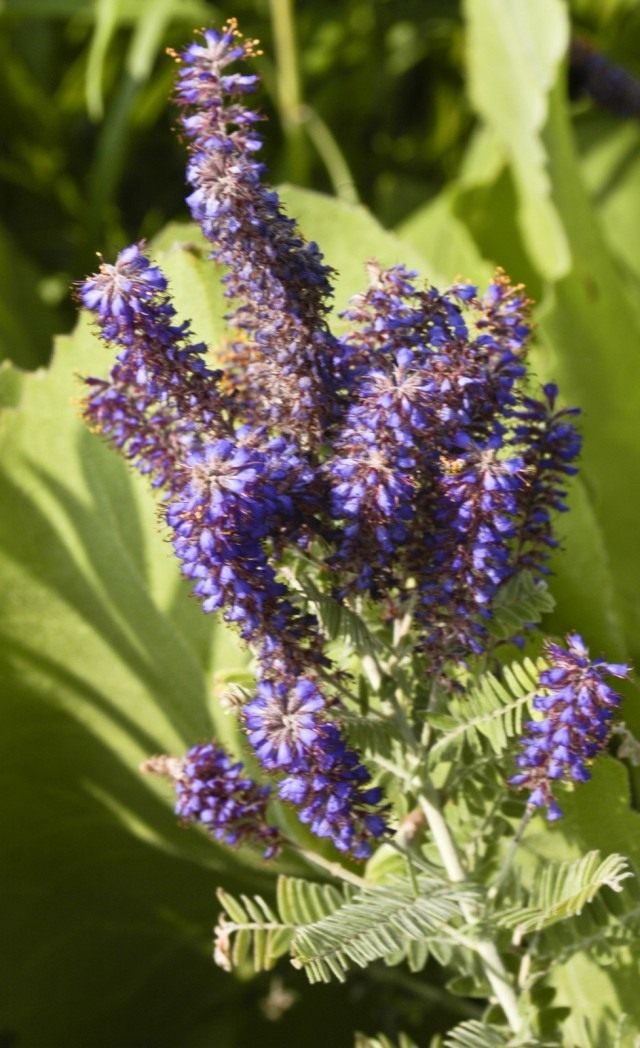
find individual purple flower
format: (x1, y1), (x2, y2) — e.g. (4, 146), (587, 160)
(510, 633), (631, 818)
(141, 745), (281, 858)
(172, 20), (346, 440)
(244, 676), (326, 770)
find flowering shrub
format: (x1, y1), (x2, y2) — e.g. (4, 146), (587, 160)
(61, 20), (640, 1045)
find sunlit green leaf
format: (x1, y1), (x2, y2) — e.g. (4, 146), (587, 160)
(464, 0), (571, 279)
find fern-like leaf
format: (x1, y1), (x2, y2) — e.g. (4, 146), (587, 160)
(428, 658), (544, 763)
(291, 574), (383, 655)
(443, 1021), (512, 1047)
(213, 876), (352, 975)
(489, 571), (555, 642)
(291, 875), (481, 984)
(499, 851), (633, 936)
(214, 888), (291, 973)
(354, 1033), (419, 1048)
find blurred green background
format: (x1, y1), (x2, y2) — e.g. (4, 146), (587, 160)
(2, 0), (637, 370)
(3, 0), (640, 1045)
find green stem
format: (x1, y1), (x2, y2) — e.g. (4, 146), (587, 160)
(298, 105), (359, 203)
(292, 844), (367, 888)
(268, 0), (309, 183)
(488, 807), (535, 901)
(418, 785), (522, 1034)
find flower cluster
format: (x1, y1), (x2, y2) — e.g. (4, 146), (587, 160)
(165, 435), (316, 658)
(511, 383), (582, 575)
(172, 20), (345, 441)
(141, 746), (281, 857)
(324, 265), (571, 656)
(79, 22), (591, 858)
(79, 242), (226, 487)
(511, 634), (630, 818)
(245, 675), (386, 858)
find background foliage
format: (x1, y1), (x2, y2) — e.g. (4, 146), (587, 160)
(2, 0), (640, 1045)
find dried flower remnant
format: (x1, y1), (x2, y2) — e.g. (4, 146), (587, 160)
(510, 634), (631, 819)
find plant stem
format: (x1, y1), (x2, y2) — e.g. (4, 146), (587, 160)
(418, 785), (522, 1034)
(268, 0), (309, 184)
(298, 105), (360, 203)
(488, 806), (535, 901)
(292, 844), (367, 888)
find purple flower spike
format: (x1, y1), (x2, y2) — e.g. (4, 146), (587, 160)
(142, 745), (281, 858)
(512, 384), (582, 574)
(245, 674), (388, 858)
(79, 242), (226, 487)
(510, 633), (631, 818)
(172, 19), (346, 440)
(166, 434), (317, 656)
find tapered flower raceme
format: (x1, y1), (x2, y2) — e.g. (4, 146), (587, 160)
(476, 269), (531, 357)
(245, 674), (388, 858)
(327, 371), (421, 592)
(166, 435), (319, 657)
(172, 21), (346, 440)
(80, 242), (226, 485)
(82, 377), (191, 488)
(510, 634), (631, 818)
(278, 724), (387, 859)
(512, 383), (582, 575)
(142, 745), (280, 857)
(416, 443), (525, 656)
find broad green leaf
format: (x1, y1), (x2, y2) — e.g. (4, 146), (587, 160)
(0, 237), (266, 1045)
(576, 116), (640, 286)
(397, 127), (503, 289)
(0, 358), (27, 408)
(397, 193), (493, 289)
(464, 0), (571, 279)
(279, 184), (439, 311)
(452, 165), (544, 300)
(544, 475), (628, 664)
(537, 83), (640, 668)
